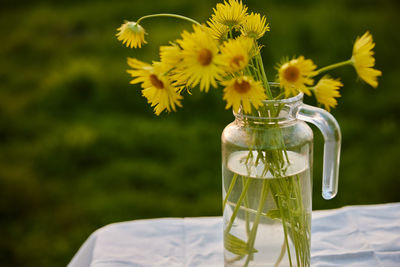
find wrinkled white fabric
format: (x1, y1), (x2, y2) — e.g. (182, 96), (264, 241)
(311, 203), (400, 267)
(69, 203), (400, 267)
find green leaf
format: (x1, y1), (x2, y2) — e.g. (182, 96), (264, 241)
(224, 233), (258, 256)
(266, 209), (281, 219)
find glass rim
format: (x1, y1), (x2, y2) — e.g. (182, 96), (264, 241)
(263, 82), (304, 104)
(233, 83), (304, 120)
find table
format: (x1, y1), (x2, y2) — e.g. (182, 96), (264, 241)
(69, 203), (400, 267)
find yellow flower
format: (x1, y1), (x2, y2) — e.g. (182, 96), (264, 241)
(220, 37), (253, 73)
(351, 31), (382, 88)
(116, 21), (147, 48)
(241, 12), (270, 39)
(159, 43), (182, 70)
(176, 25), (225, 92)
(313, 77), (343, 111)
(207, 19), (229, 43)
(278, 56), (317, 97)
(127, 58), (182, 115)
(222, 76), (266, 113)
(211, 0), (248, 29)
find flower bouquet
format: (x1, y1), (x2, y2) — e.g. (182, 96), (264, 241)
(116, 1), (381, 266)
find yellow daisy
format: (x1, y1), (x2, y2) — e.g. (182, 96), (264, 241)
(241, 12), (270, 40)
(116, 21), (147, 48)
(159, 43), (182, 70)
(127, 58), (182, 115)
(313, 77), (343, 112)
(211, 0), (248, 29)
(176, 25), (225, 92)
(351, 31), (382, 88)
(222, 76), (266, 114)
(278, 56), (317, 97)
(220, 36), (253, 73)
(207, 19), (229, 43)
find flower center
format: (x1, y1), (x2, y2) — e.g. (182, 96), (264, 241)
(231, 55), (245, 69)
(234, 80), (251, 94)
(197, 48), (213, 66)
(149, 74), (164, 89)
(283, 66), (300, 82)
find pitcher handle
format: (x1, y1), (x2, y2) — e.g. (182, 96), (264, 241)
(297, 104), (341, 200)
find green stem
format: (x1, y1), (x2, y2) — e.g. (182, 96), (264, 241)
(243, 180), (269, 267)
(315, 59), (352, 75)
(137, 13), (201, 25)
(274, 240), (286, 267)
(228, 27), (234, 39)
(223, 173), (238, 211)
(224, 177), (252, 235)
(247, 59), (261, 81)
(294, 175), (310, 267)
(242, 177), (251, 237)
(272, 181), (293, 267)
(253, 40), (272, 99)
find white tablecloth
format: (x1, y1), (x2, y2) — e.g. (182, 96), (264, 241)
(69, 203), (400, 267)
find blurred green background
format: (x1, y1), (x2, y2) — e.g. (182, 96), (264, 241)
(0, 0), (399, 266)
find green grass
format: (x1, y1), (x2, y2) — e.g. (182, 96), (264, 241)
(1, 0), (399, 266)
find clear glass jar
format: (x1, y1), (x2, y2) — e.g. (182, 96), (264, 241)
(221, 92), (341, 267)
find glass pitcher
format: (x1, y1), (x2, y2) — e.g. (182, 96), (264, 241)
(221, 92), (341, 267)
